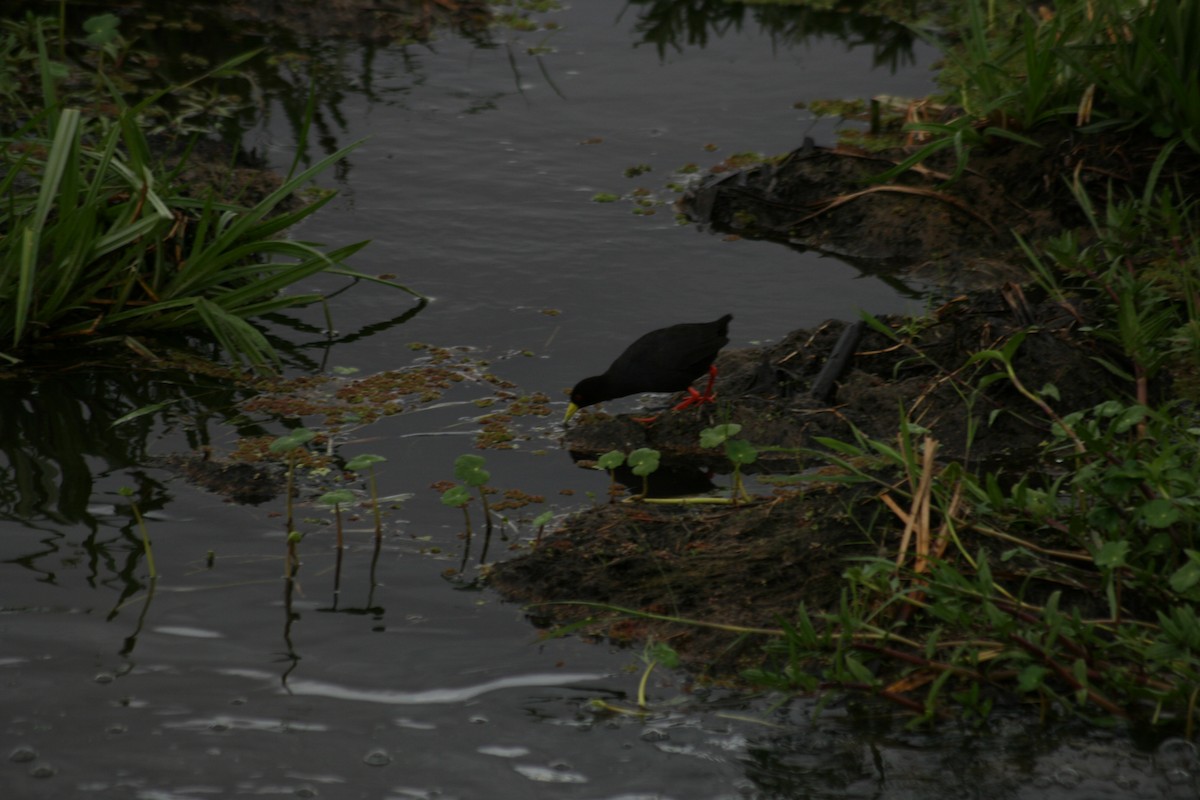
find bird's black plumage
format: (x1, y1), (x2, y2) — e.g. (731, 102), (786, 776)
(564, 314), (732, 421)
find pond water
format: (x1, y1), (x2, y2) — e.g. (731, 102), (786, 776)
(3, 2), (1198, 798)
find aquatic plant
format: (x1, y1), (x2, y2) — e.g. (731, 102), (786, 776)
(268, 428), (316, 533)
(595, 449), (626, 502)
(699, 423), (757, 505)
(531, 509), (554, 548)
(453, 454), (493, 537)
(285, 530), (303, 579)
(441, 454), (496, 568)
(636, 641), (680, 711)
(626, 447), (660, 499)
(318, 489), (355, 554)
(440, 484), (475, 542)
(346, 454), (387, 543)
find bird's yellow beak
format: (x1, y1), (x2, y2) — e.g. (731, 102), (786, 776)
(563, 402), (580, 423)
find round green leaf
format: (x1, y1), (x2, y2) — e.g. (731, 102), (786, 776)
(346, 453), (387, 471)
(699, 423), (741, 448)
(627, 447), (660, 477)
(453, 454), (490, 486)
(269, 428), (316, 453)
(440, 485), (471, 508)
(597, 450), (626, 470)
(319, 490), (355, 507)
(726, 439), (758, 465)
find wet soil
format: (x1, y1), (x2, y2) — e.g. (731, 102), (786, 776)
(489, 288), (1123, 676)
(487, 127), (1194, 680)
(680, 125), (1198, 289)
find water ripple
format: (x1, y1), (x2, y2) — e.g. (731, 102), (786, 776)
(218, 668), (608, 704)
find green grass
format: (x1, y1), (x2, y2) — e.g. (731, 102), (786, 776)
(740, 162), (1200, 726)
(0, 15), (422, 369)
(889, 0), (1200, 181)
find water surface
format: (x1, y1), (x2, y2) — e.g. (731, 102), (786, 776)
(2, 3), (1195, 798)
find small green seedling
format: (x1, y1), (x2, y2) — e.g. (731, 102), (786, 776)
(627, 448), (661, 498)
(285, 530), (303, 578)
(637, 640), (681, 710)
(118, 486), (156, 580)
(700, 424), (758, 504)
(82, 13), (123, 68)
(596, 450), (626, 502)
(532, 509), (554, 548)
(453, 454), (493, 535)
(441, 484), (473, 539)
(269, 428), (317, 532)
(318, 489), (356, 552)
(346, 453), (387, 543)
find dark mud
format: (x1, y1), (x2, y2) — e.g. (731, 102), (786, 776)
(681, 126), (1197, 289)
(488, 286), (1125, 677)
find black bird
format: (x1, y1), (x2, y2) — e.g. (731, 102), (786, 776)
(563, 314), (732, 422)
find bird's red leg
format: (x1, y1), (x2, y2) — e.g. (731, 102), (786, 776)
(672, 365), (719, 411)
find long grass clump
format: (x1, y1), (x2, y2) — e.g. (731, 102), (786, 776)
(0, 16), (421, 368)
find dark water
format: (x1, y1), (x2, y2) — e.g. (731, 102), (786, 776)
(2, 2), (1198, 798)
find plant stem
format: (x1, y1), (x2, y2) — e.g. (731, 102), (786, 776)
(130, 500), (157, 579)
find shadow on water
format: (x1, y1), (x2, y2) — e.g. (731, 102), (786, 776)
(627, 0), (920, 72)
(19, 0), (920, 158)
(0, 294), (426, 520)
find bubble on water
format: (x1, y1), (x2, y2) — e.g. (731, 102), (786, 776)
(105, 723), (127, 735)
(363, 749), (392, 767)
(1114, 773), (1138, 791)
(1053, 766), (1081, 788)
(513, 764), (587, 783)
(94, 672), (115, 684)
(9, 745), (37, 763)
(1155, 737), (1198, 772)
(1165, 767), (1193, 787)
(28, 762), (56, 778)
(733, 778), (758, 796)
(393, 717), (436, 731)
(468, 715), (489, 724)
(640, 728), (669, 742)
(478, 745), (529, 758)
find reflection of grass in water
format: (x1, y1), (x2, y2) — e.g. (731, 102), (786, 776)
(119, 486), (157, 580)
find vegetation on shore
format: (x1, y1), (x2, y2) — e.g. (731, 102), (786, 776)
(502, 0), (1200, 731)
(6, 0), (1199, 732)
(0, 13), (420, 369)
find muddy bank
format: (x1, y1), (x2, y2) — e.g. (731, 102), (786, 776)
(680, 126), (1197, 290)
(488, 284), (1127, 677)
(485, 119), (1200, 678)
